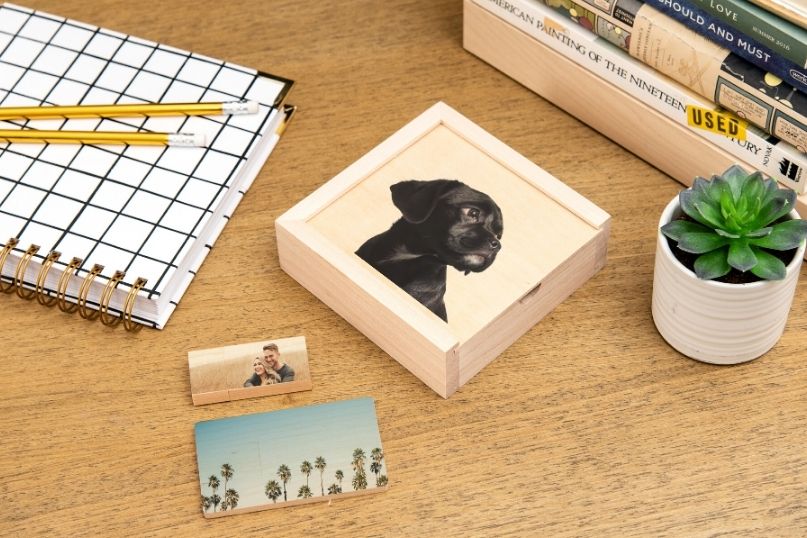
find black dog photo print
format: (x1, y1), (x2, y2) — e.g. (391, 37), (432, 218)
(308, 123), (597, 342)
(355, 179), (503, 322)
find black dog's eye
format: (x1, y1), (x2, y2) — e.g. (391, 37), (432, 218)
(462, 207), (480, 222)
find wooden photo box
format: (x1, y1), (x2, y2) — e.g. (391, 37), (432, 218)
(276, 102), (610, 398)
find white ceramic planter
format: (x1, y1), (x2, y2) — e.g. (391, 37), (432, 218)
(652, 196), (806, 365)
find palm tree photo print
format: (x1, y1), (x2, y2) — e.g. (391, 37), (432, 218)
(195, 397), (388, 517)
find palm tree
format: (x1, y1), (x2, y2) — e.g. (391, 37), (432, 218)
(352, 472), (368, 490)
(297, 485), (313, 499)
(224, 488), (239, 511)
(371, 447), (384, 486)
(201, 495), (211, 513)
(371, 447), (384, 463)
(352, 448), (366, 472)
(370, 461), (382, 484)
(377, 475), (388, 487)
(300, 460), (312, 489)
(265, 480), (282, 503)
(327, 483), (341, 495)
(352, 448), (367, 490)
(220, 463), (234, 500)
(277, 464), (292, 502)
(207, 475), (220, 512)
(314, 456), (327, 496)
(335, 469), (344, 491)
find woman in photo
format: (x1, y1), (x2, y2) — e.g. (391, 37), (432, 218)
(244, 356), (281, 387)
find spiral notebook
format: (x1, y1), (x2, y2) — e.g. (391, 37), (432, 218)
(0, 3), (294, 329)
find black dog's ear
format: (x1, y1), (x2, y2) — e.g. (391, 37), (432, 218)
(390, 180), (461, 223)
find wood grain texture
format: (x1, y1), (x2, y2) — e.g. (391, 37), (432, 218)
(1, 0), (807, 536)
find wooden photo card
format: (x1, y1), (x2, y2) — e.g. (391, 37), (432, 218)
(196, 397), (388, 517)
(188, 336), (312, 405)
(277, 102), (610, 398)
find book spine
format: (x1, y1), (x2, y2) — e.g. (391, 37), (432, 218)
(528, 1), (807, 151)
(472, 0), (807, 191)
(642, 0), (807, 93)
(747, 0), (807, 30)
(629, 5), (807, 153)
(690, 0), (807, 68)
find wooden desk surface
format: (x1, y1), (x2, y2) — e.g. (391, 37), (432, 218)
(3, 1), (807, 535)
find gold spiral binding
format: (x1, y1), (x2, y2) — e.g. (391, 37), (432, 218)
(122, 277), (147, 332)
(57, 257), (83, 313)
(35, 251), (61, 306)
(3, 236), (148, 330)
(99, 270), (126, 327)
(14, 244), (40, 299)
(0, 237), (20, 293)
(77, 264), (104, 320)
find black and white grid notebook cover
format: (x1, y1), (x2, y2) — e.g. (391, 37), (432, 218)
(0, 3), (294, 328)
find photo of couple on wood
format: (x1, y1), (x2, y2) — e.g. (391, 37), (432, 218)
(188, 336), (312, 405)
(243, 342), (295, 387)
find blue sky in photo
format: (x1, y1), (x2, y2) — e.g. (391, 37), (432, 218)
(195, 397), (385, 509)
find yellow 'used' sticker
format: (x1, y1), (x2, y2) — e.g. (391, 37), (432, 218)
(686, 106), (746, 140)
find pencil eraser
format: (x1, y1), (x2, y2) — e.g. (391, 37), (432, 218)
(169, 133), (206, 147)
(223, 101), (259, 115)
(193, 133), (206, 146)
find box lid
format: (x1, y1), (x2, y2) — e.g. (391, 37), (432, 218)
(281, 102), (609, 347)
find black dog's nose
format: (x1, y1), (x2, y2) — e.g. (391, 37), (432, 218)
(489, 239), (501, 251)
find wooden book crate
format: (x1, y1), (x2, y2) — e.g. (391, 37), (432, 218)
(276, 102), (610, 398)
(462, 0), (807, 226)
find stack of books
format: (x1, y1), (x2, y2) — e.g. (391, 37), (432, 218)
(463, 0), (807, 213)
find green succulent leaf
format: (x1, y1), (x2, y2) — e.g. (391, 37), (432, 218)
(744, 227), (772, 238)
(727, 241), (757, 272)
(741, 173), (764, 206)
(710, 177), (732, 204)
(736, 195), (749, 220)
(760, 178), (780, 206)
(715, 228), (741, 239)
(694, 200), (726, 229)
(679, 190), (703, 224)
(719, 190), (735, 221)
(721, 165), (750, 199)
(754, 190), (796, 228)
(692, 176), (712, 201)
(660, 219), (711, 241)
(748, 219), (807, 250)
(677, 232), (729, 254)
(708, 176), (731, 203)
(749, 249), (787, 280)
(693, 247), (731, 280)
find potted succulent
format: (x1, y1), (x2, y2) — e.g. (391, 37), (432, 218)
(652, 165), (807, 364)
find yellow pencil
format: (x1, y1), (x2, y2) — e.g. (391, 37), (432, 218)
(0, 100), (258, 120)
(0, 130), (206, 146)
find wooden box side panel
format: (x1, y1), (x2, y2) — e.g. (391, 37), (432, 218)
(277, 223), (459, 398)
(457, 225), (609, 387)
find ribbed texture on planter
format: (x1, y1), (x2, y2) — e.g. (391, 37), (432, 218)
(651, 197), (805, 365)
